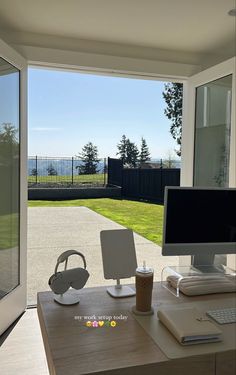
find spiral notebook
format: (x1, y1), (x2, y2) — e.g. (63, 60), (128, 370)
(157, 306), (222, 345)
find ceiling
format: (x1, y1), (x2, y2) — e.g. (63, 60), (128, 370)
(0, 0), (235, 65)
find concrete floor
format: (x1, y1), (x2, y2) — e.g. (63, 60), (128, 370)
(0, 308), (49, 375)
(27, 207), (178, 305)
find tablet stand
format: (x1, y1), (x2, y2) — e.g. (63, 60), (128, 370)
(100, 229), (138, 298)
(107, 279), (136, 298)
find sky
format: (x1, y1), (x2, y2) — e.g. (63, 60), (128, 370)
(28, 68), (178, 159)
(0, 71), (19, 136)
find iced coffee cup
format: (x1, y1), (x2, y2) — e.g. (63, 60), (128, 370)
(132, 262), (154, 315)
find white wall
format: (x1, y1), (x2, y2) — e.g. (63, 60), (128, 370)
(13, 44), (199, 80)
(0, 30), (204, 80)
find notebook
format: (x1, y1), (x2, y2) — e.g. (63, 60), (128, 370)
(157, 306), (222, 345)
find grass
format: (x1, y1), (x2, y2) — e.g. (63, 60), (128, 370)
(28, 198), (164, 245)
(28, 173), (106, 185)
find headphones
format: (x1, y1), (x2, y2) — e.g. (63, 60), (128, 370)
(48, 250), (90, 295)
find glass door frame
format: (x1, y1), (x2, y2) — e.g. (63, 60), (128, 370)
(180, 57), (236, 270)
(0, 38), (27, 336)
(181, 57), (236, 188)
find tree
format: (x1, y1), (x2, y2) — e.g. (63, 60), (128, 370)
(163, 150), (175, 168)
(116, 134), (128, 161)
(47, 164), (57, 176)
(77, 142), (100, 175)
(31, 168), (38, 176)
(0, 123), (18, 144)
(126, 140), (139, 168)
(162, 83), (183, 157)
(0, 123), (19, 161)
(139, 137), (151, 163)
(117, 135), (139, 168)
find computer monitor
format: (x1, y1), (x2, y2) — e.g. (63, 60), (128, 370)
(162, 187), (236, 268)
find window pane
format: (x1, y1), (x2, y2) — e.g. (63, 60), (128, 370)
(0, 58), (20, 299)
(194, 75), (232, 187)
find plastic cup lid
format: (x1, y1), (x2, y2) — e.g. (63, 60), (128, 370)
(136, 261), (153, 274)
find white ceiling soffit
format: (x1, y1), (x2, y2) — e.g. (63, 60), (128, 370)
(0, 0), (235, 67)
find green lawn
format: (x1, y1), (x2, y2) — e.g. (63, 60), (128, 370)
(28, 198), (164, 245)
(28, 173), (106, 185)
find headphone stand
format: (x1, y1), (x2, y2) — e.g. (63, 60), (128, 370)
(50, 250), (89, 306)
(53, 254), (81, 305)
(54, 293), (80, 305)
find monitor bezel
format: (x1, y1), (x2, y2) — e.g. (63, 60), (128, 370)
(162, 186), (236, 256)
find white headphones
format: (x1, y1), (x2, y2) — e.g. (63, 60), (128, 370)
(48, 250), (90, 295)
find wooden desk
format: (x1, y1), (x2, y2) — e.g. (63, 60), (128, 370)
(37, 284), (236, 375)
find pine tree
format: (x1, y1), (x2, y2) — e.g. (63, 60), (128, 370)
(125, 140), (139, 168)
(117, 135), (139, 167)
(77, 142), (100, 175)
(116, 134), (128, 161)
(0, 123), (19, 160)
(0, 123), (18, 144)
(139, 137), (151, 163)
(162, 83), (183, 157)
(47, 164), (57, 176)
(31, 168), (38, 176)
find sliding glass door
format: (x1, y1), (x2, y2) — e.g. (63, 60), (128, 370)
(0, 58), (20, 300)
(181, 58), (235, 269)
(182, 58), (235, 188)
(194, 75), (232, 187)
(0, 39), (27, 336)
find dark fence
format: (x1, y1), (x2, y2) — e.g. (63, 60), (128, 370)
(122, 168), (180, 202)
(28, 156), (180, 201)
(28, 156), (107, 187)
(107, 158), (180, 203)
(107, 157), (123, 186)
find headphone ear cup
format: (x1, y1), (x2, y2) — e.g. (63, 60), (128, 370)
(48, 272), (70, 294)
(48, 273), (56, 288)
(70, 268), (90, 290)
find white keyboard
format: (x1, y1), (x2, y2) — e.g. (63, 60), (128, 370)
(206, 308), (236, 324)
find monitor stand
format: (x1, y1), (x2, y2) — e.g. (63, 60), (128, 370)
(192, 254), (225, 273)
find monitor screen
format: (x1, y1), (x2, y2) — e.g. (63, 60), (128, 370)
(162, 187), (236, 256)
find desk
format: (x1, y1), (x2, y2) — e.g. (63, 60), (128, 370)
(37, 283), (236, 375)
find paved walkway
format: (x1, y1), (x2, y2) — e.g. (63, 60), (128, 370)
(27, 207), (178, 304)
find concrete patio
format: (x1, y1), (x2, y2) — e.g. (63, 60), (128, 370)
(27, 207), (178, 305)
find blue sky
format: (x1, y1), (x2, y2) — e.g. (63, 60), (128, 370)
(28, 68), (177, 159)
(0, 71), (19, 134)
